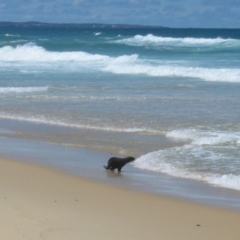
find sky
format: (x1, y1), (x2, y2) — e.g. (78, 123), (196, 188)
(0, 0), (240, 28)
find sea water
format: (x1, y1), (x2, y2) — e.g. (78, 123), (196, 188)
(0, 24), (240, 192)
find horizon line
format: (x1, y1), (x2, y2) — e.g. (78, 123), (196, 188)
(0, 21), (239, 30)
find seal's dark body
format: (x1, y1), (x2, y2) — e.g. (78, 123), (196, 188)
(104, 157), (135, 172)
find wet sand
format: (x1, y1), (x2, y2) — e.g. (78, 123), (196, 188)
(1, 157), (240, 240)
(0, 135), (240, 210)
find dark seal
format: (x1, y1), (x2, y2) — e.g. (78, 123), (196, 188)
(104, 156), (135, 172)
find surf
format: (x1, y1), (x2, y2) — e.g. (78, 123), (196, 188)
(1, 42), (239, 83)
(134, 128), (240, 191)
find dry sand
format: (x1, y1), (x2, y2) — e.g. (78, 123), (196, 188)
(1, 157), (239, 240)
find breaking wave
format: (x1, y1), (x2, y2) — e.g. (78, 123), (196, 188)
(104, 64), (240, 83)
(1, 43), (240, 83)
(0, 42), (110, 62)
(134, 128), (240, 191)
(114, 34), (240, 51)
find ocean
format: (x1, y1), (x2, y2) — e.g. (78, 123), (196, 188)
(0, 24), (240, 194)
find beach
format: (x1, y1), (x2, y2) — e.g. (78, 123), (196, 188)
(1, 156), (240, 240)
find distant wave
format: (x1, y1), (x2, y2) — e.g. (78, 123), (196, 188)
(0, 86), (49, 93)
(18, 94), (199, 102)
(1, 42), (240, 83)
(114, 34), (240, 50)
(5, 33), (21, 37)
(134, 128), (240, 191)
(104, 64), (240, 83)
(9, 40), (28, 44)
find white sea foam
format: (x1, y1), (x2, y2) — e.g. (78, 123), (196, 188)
(134, 150), (240, 191)
(134, 128), (240, 191)
(0, 86), (49, 93)
(206, 174), (240, 190)
(134, 152), (240, 190)
(95, 32), (102, 36)
(115, 34), (240, 48)
(0, 42), (110, 62)
(1, 43), (240, 83)
(104, 64), (240, 82)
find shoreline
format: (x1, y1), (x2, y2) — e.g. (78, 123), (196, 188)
(1, 156), (240, 240)
(0, 135), (240, 211)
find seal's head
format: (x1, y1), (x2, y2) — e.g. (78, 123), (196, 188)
(126, 156), (135, 162)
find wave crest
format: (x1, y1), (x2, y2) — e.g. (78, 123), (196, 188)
(0, 42), (110, 62)
(104, 64), (240, 83)
(114, 34), (240, 50)
(0, 86), (49, 93)
(166, 129), (240, 146)
(5, 33), (21, 37)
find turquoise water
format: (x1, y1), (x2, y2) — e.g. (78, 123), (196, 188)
(0, 24), (240, 191)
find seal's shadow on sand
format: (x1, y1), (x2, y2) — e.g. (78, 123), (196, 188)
(105, 170), (123, 178)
